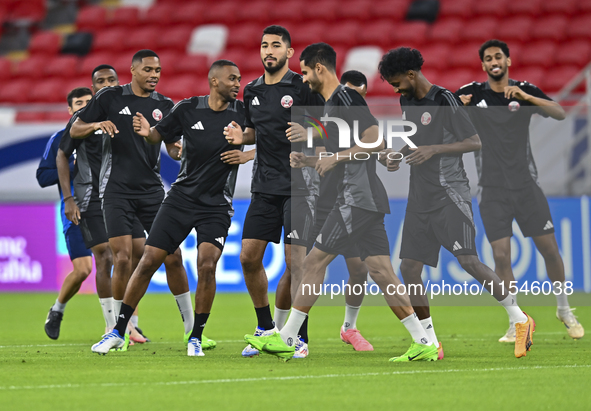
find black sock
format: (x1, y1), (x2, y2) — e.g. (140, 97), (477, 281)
(190, 312), (210, 341)
(114, 303), (134, 337)
(255, 305), (275, 330)
(298, 316), (309, 343)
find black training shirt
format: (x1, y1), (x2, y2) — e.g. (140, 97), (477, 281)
(77, 84), (176, 198)
(455, 79), (551, 189)
(155, 96), (245, 214)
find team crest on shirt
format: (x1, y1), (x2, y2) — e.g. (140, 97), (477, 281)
(152, 108), (163, 121)
(421, 112), (432, 125)
(508, 101), (520, 112)
(281, 95), (294, 108)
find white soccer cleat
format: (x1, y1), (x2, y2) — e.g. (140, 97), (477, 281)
(91, 330), (125, 355)
(187, 337), (205, 357)
(557, 308), (585, 339)
(293, 337), (309, 359)
(242, 326), (278, 357)
(499, 323), (516, 343)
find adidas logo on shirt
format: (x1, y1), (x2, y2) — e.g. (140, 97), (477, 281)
(476, 99), (488, 108)
(119, 106), (131, 115)
(252, 96), (260, 106)
(191, 121), (204, 130)
(215, 237), (225, 246)
(544, 220), (554, 230)
(287, 230), (299, 240)
(452, 241), (463, 251)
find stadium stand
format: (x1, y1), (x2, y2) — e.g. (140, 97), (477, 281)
(0, 0), (588, 117)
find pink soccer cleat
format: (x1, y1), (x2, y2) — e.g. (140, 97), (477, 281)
(437, 342), (444, 360)
(340, 327), (374, 351)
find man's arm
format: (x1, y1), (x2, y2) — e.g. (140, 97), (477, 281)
(36, 135), (61, 187)
(221, 149), (255, 165)
(405, 135), (481, 166)
(504, 86), (566, 120)
(315, 125), (382, 176)
(165, 141), (182, 160)
(71, 117), (119, 139)
(224, 122), (256, 145)
(56, 148), (80, 224)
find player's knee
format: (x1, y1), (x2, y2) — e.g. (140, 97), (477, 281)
(240, 252), (262, 274)
(197, 259), (217, 282)
(458, 255), (479, 273)
(400, 259), (422, 280)
(95, 248), (113, 272)
(113, 250), (131, 267)
(492, 246), (511, 266)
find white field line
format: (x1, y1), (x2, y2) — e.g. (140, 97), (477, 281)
(1, 364), (590, 391)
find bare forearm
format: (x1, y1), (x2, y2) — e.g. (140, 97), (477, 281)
(527, 96), (566, 120)
(244, 149), (255, 161)
(430, 135), (481, 155)
(56, 150), (71, 197)
(145, 127), (163, 145)
(70, 119), (96, 139)
(242, 128), (256, 145)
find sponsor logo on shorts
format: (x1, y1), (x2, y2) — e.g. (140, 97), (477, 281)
(215, 237), (225, 245)
(287, 230), (299, 239)
(452, 241), (463, 251)
(544, 220), (554, 230)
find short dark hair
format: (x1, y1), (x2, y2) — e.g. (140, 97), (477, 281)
(378, 47), (424, 80)
(91, 64), (116, 78)
(340, 70), (367, 87)
(479, 39), (510, 61)
(67, 87), (92, 107)
(262, 25), (291, 47)
(132, 49), (159, 65)
(300, 43), (337, 72)
(209, 59), (238, 72)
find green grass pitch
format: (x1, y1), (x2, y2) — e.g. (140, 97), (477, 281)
(1, 292), (589, 410)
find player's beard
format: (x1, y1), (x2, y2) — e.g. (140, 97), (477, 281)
(263, 54), (287, 74)
(488, 65), (507, 81)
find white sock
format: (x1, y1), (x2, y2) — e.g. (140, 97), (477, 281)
(419, 317), (439, 346)
(174, 291), (194, 335)
(343, 303), (360, 331)
(499, 294), (527, 324)
(280, 308), (307, 347)
(52, 299), (67, 313)
(554, 282), (571, 315)
(130, 315), (139, 329)
(401, 313), (430, 345)
(274, 307), (290, 331)
(99, 297), (116, 329)
(113, 299), (122, 318)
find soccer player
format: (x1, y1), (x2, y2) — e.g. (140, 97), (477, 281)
(37, 87), (94, 340)
(69, 50), (193, 346)
(456, 39), (584, 341)
(223, 26), (323, 358)
(56, 65), (149, 340)
(244, 43), (437, 362)
(378, 47), (535, 358)
(90, 60), (245, 356)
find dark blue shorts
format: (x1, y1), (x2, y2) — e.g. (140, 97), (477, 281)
(65, 224), (92, 261)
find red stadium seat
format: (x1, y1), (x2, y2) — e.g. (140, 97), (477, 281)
(308, 0), (339, 23)
(520, 41), (557, 68)
(290, 22), (325, 50)
(421, 43), (452, 70)
(556, 41), (591, 67)
(567, 14), (591, 39)
(76, 5), (108, 32)
(109, 6), (140, 28)
(123, 27), (159, 52)
(111, 54), (133, 77)
(171, 2), (206, 26)
(509, 67), (544, 87)
(157, 75), (197, 102)
(156, 51), (183, 75)
(202, 1), (238, 25)
(530, 15), (568, 41)
(448, 43), (483, 68)
(155, 25), (193, 53)
(338, 0), (372, 21)
(357, 20), (393, 49)
(441, 69), (476, 92)
(228, 23), (263, 49)
(63, 76), (92, 94)
(29, 31), (62, 56)
(438, 0), (474, 19)
(498, 17), (534, 43)
(0, 57), (14, 79)
(421, 67), (443, 88)
(92, 28), (129, 53)
(542, 0), (578, 15)
(269, 1), (305, 23)
(371, 76), (395, 97)
(473, 0), (511, 17)
(324, 21), (361, 48)
(238, 1), (271, 24)
(142, 3), (175, 27)
(80, 52), (114, 76)
(222, 49), (247, 69)
(429, 18), (462, 44)
(391, 21), (429, 48)
(15, 55), (46, 79)
(174, 54), (210, 76)
(369, 0), (411, 21)
(580, 0), (591, 13)
(46, 111), (72, 123)
(462, 17), (498, 43)
(240, 54), (263, 73)
(118, 72), (132, 85)
(9, 0), (45, 22)
(45, 55), (79, 78)
(28, 79), (66, 103)
(0, 79), (31, 103)
(507, 0), (542, 17)
(541, 66), (580, 92)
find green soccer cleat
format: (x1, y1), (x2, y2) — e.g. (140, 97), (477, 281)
(184, 332), (217, 350)
(389, 342), (438, 362)
(244, 332), (295, 361)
